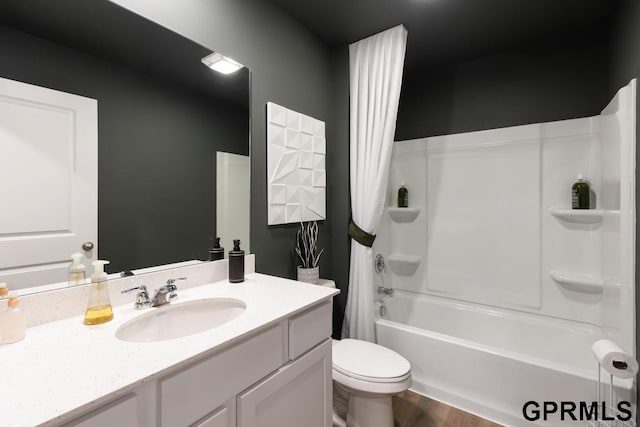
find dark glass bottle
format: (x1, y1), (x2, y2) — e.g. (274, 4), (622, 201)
(397, 181), (408, 208)
(208, 237), (224, 261)
(571, 174), (590, 209)
(228, 239), (245, 283)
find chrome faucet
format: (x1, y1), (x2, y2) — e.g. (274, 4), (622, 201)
(121, 285), (150, 310)
(122, 277), (187, 310)
(150, 277), (186, 307)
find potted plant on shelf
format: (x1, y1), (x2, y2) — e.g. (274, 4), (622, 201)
(295, 221), (323, 284)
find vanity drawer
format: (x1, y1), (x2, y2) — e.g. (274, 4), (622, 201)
(160, 324), (284, 427)
(288, 301), (332, 359)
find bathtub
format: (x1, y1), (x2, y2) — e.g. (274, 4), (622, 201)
(375, 292), (635, 427)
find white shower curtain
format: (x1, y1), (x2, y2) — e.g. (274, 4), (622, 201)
(342, 25), (408, 341)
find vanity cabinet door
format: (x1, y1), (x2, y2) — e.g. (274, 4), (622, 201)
(237, 339), (332, 427)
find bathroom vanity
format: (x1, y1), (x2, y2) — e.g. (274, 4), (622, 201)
(0, 268), (338, 427)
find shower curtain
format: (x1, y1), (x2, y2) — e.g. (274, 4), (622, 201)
(342, 25), (407, 341)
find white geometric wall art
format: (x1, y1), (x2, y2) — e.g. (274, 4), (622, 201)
(267, 102), (326, 225)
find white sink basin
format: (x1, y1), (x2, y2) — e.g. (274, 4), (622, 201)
(116, 298), (246, 343)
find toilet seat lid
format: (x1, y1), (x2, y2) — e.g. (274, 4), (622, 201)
(333, 339), (411, 382)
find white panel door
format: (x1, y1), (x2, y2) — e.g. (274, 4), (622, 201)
(216, 152), (250, 255)
(0, 77), (97, 290)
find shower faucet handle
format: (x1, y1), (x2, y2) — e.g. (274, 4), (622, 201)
(374, 254), (386, 274)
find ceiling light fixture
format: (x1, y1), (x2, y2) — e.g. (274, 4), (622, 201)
(201, 52), (243, 74)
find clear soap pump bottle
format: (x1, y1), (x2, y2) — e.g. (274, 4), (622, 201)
(68, 252), (86, 287)
(83, 260), (114, 325)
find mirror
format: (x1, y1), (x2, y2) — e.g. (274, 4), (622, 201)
(0, 0), (250, 293)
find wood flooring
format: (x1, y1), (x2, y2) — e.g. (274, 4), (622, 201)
(393, 391), (503, 427)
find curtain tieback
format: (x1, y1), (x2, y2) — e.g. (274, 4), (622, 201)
(348, 219), (376, 248)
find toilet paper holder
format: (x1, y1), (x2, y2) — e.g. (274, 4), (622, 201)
(612, 360), (628, 370)
(591, 339), (638, 427)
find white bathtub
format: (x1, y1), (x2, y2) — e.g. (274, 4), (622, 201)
(375, 292), (635, 427)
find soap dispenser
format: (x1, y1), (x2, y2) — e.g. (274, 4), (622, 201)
(83, 260), (114, 325)
(68, 252), (86, 287)
(209, 237), (225, 261)
(398, 181), (408, 208)
(1, 293), (26, 344)
(228, 239), (245, 283)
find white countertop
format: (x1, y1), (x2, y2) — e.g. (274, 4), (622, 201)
(0, 273), (338, 427)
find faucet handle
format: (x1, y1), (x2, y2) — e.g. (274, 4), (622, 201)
(122, 285), (148, 295)
(121, 285), (150, 310)
(377, 286), (394, 296)
(166, 277), (187, 287)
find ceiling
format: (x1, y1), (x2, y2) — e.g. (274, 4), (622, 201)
(266, 0), (620, 73)
(0, 0), (618, 99)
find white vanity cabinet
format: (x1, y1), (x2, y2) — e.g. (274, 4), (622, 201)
(63, 300), (333, 427)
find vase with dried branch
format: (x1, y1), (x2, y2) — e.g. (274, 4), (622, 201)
(295, 221), (323, 284)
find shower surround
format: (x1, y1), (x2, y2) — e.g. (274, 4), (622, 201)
(375, 80), (636, 426)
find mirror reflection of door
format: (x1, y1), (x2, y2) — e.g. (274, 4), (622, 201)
(0, 77), (97, 289)
(216, 152), (250, 256)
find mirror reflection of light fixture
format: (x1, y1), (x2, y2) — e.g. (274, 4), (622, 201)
(201, 52), (244, 74)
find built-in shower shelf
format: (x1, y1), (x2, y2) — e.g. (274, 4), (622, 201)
(549, 208), (618, 224)
(388, 254), (421, 276)
(388, 207), (421, 223)
(549, 270), (604, 294)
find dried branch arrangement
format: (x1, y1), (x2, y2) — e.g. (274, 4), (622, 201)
(295, 221), (324, 268)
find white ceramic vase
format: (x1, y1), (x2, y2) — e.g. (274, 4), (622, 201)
(297, 266), (319, 284)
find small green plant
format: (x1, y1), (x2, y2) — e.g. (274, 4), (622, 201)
(295, 221), (324, 268)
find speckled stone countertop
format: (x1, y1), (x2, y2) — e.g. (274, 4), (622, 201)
(0, 273), (338, 427)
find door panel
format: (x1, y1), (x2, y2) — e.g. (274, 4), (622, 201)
(0, 77), (97, 289)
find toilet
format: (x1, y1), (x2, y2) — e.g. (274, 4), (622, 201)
(314, 279), (411, 427)
(332, 338), (412, 427)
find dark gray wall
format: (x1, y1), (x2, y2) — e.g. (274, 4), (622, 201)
(330, 46), (350, 337)
(108, 0), (334, 280)
(396, 33), (610, 140)
(0, 25), (248, 272)
(608, 0), (640, 421)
